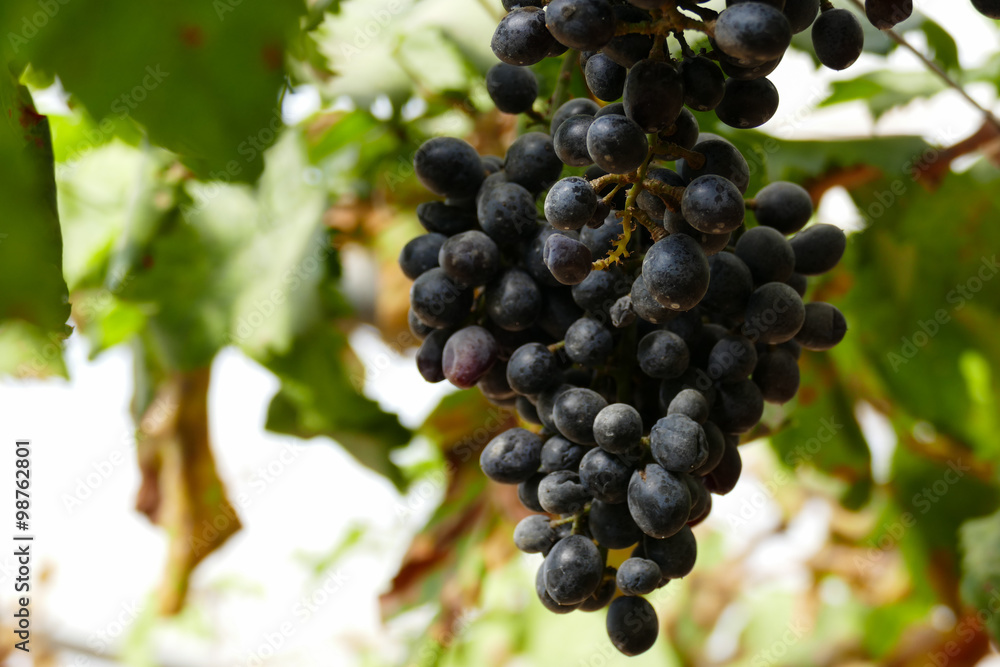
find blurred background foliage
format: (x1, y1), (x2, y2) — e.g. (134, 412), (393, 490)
(2, 0), (1000, 664)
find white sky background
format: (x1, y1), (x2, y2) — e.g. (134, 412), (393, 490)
(2, 1), (999, 665)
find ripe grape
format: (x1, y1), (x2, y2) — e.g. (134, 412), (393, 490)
(486, 62), (539, 114)
(812, 7), (865, 71)
(606, 596), (659, 656)
(544, 534), (605, 604)
(753, 181), (814, 234)
(414, 137), (485, 199)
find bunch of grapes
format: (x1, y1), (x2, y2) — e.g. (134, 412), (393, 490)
(401, 0), (855, 656)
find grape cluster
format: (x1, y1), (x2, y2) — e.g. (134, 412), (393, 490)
(401, 0), (853, 656)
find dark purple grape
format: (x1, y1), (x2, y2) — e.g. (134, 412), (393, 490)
(416, 329), (450, 383)
(544, 234), (594, 285)
(637, 330), (690, 380)
(589, 499), (643, 549)
(492, 6), (557, 66)
(585, 53), (627, 102)
(442, 326), (498, 388)
(682, 55), (726, 111)
(409, 267), (473, 329)
(681, 175), (746, 235)
(399, 233), (446, 280)
(709, 378), (764, 434)
(702, 252), (754, 319)
(642, 525), (697, 578)
(545, 177), (599, 230)
(507, 342), (559, 395)
(554, 387), (608, 445)
(678, 137), (750, 194)
(593, 403), (643, 454)
(743, 282), (806, 344)
(795, 302), (848, 350)
(616, 558), (662, 596)
(812, 7), (864, 70)
(753, 346), (800, 403)
(505, 131), (565, 194)
(554, 114), (596, 167)
(579, 447), (632, 503)
(487, 269), (543, 332)
(715, 77), (779, 128)
(753, 181), (814, 234)
(546, 0), (616, 50)
(641, 234), (711, 311)
(650, 414), (709, 474)
(414, 137), (485, 199)
(668, 388), (710, 424)
(438, 230), (500, 287)
(480, 427), (544, 484)
(538, 470), (592, 513)
(606, 596), (658, 656)
(708, 334), (758, 383)
(486, 62), (539, 114)
(586, 114), (649, 174)
(551, 98), (600, 135)
(715, 2), (792, 64)
(624, 59), (684, 133)
(627, 463), (691, 539)
(565, 317), (614, 367)
(514, 515), (557, 553)
(790, 223), (847, 275)
(735, 225), (796, 285)
(784, 0), (820, 33)
(545, 534), (605, 605)
(477, 182), (539, 247)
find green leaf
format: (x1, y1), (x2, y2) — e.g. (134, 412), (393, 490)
(960, 507), (1000, 642)
(918, 18), (960, 74)
(0, 63), (70, 377)
(22, 0), (306, 182)
(262, 323), (411, 490)
(820, 71), (946, 119)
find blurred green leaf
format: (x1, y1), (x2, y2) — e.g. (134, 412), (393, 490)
(0, 64), (70, 378)
(22, 0), (305, 182)
(264, 323), (411, 490)
(960, 507), (1000, 642)
(820, 71), (946, 119)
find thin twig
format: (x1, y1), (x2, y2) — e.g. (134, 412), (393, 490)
(843, 0), (1000, 130)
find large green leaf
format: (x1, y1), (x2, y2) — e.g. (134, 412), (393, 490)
(262, 323), (412, 491)
(0, 63), (70, 378)
(21, 0), (305, 182)
(821, 71), (946, 120)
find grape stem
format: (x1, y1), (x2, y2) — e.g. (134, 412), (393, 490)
(744, 198), (758, 210)
(546, 49), (579, 120)
(640, 178), (685, 212)
(652, 139), (706, 169)
(547, 340), (565, 352)
(593, 151), (655, 270)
